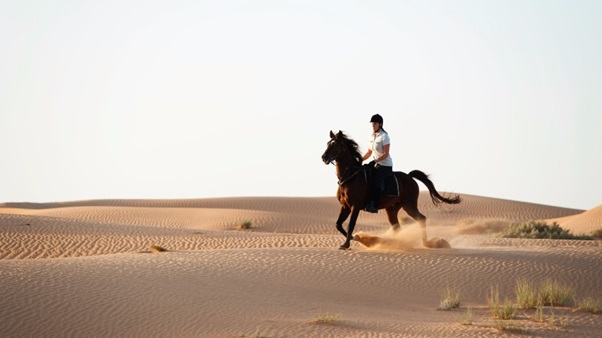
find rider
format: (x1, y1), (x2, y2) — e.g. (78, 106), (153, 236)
(362, 114), (393, 213)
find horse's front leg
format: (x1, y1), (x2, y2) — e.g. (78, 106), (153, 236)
(336, 206), (352, 237)
(340, 207), (361, 250)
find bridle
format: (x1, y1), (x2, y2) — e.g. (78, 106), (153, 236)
(325, 141), (364, 187)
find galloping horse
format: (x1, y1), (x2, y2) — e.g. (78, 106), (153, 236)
(321, 130), (461, 250)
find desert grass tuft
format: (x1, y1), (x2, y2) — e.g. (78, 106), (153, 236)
(458, 306), (473, 325)
(488, 285), (516, 320)
(533, 306), (545, 323)
(591, 228), (602, 239)
(487, 285), (500, 310)
(515, 279), (541, 309)
(547, 309), (570, 328)
(539, 279), (575, 307)
(238, 220), (253, 230)
(515, 278), (575, 308)
(438, 287), (461, 310)
(576, 296), (602, 314)
(310, 313), (339, 325)
(150, 245), (167, 253)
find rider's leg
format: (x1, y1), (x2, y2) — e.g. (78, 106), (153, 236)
(365, 165), (392, 213)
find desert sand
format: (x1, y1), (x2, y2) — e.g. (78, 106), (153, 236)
(1, 193), (601, 337)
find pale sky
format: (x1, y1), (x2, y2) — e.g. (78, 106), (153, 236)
(1, 0), (601, 210)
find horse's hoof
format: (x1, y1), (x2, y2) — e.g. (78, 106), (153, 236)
(339, 244), (350, 250)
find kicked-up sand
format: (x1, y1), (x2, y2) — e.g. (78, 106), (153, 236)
(1, 193), (601, 337)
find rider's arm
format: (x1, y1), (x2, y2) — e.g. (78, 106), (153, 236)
(362, 150), (372, 161)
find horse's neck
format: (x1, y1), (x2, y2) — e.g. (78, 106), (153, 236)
(336, 159), (360, 180)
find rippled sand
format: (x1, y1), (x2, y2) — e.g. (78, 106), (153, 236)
(1, 194), (601, 337)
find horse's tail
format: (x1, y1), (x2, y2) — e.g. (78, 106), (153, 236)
(409, 170), (462, 206)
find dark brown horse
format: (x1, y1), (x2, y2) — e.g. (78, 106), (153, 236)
(321, 130), (461, 250)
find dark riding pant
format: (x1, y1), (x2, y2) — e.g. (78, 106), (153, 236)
(370, 165), (393, 205)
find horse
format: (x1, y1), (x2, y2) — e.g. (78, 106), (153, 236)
(321, 130), (461, 250)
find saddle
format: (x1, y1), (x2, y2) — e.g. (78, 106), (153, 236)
(364, 167), (401, 196)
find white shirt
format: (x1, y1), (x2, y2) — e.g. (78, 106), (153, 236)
(369, 130), (393, 167)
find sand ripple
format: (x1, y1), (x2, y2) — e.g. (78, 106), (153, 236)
(1, 195), (601, 337)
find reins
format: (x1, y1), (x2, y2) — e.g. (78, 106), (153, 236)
(337, 166), (363, 186)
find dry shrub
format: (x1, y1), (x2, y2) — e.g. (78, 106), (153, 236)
(150, 245), (167, 253)
(502, 220), (591, 240)
(439, 287), (461, 310)
(238, 220), (253, 230)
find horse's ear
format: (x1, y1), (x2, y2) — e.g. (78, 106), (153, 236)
(330, 130), (335, 139)
(336, 130), (343, 139)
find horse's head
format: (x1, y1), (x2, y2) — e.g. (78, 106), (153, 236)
(322, 130), (345, 165)
(322, 130), (363, 166)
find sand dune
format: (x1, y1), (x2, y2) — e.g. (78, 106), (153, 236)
(548, 204), (602, 235)
(1, 193), (601, 337)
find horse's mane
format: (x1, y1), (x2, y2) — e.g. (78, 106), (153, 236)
(338, 132), (363, 165)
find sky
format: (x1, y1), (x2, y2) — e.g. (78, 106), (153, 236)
(1, 0), (601, 210)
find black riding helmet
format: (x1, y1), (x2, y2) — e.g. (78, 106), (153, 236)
(370, 114), (383, 124)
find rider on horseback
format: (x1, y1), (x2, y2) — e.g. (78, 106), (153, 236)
(362, 114), (393, 213)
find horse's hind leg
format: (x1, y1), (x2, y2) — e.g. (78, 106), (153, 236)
(385, 203), (403, 231)
(402, 205), (428, 244)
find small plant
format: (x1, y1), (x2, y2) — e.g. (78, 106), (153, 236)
(576, 296), (602, 314)
(515, 278), (575, 308)
(533, 306), (545, 322)
(500, 299), (517, 320)
(540, 279), (575, 307)
(150, 245), (167, 253)
(458, 306), (473, 325)
(311, 313), (338, 325)
(502, 220), (591, 240)
(592, 228), (602, 239)
(487, 285), (501, 313)
(438, 287), (461, 310)
(547, 309), (570, 328)
(238, 220), (253, 230)
(515, 279), (540, 309)
(492, 320), (523, 333)
(488, 285), (516, 320)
